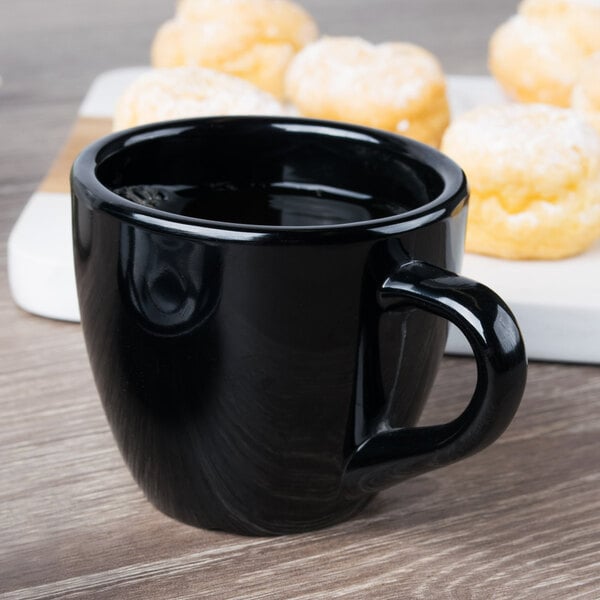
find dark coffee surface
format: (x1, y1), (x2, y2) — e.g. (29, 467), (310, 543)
(114, 183), (403, 226)
(98, 119), (440, 226)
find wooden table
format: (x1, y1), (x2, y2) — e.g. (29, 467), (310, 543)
(1, 1), (599, 598)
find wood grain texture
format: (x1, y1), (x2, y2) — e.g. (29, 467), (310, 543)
(1, 1), (599, 598)
(40, 118), (112, 194)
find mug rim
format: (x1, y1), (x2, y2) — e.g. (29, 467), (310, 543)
(71, 116), (468, 243)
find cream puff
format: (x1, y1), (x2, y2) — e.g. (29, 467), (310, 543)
(489, 0), (600, 107)
(441, 103), (600, 259)
(151, 0), (319, 99)
(113, 66), (288, 130)
(284, 36), (450, 147)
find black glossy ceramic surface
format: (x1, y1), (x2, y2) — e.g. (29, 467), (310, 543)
(71, 117), (527, 536)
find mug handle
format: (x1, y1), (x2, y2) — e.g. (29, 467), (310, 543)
(343, 260), (527, 494)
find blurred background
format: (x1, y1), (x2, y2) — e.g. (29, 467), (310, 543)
(0, 0), (515, 223)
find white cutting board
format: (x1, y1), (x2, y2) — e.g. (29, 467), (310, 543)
(7, 68), (600, 363)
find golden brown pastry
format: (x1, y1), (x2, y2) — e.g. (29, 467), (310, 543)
(571, 52), (600, 134)
(284, 36), (450, 147)
(441, 103), (600, 260)
(113, 67), (288, 131)
(489, 0), (600, 107)
(151, 0), (318, 99)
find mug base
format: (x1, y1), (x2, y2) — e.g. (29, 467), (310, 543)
(151, 493), (376, 537)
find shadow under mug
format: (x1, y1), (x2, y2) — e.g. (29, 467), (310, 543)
(71, 117), (527, 536)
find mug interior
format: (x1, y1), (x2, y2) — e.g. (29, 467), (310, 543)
(91, 117), (462, 230)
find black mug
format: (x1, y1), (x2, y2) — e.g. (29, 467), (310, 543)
(71, 117), (527, 536)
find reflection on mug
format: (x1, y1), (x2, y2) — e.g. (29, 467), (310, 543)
(118, 225), (222, 336)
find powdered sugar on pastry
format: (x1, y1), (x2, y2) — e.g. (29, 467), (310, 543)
(441, 104), (600, 259)
(285, 37), (450, 147)
(151, 0), (318, 98)
(572, 53), (600, 134)
(113, 67), (287, 130)
(489, 0), (600, 106)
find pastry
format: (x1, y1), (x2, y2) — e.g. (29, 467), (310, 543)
(571, 53), (600, 134)
(113, 67), (287, 130)
(151, 0), (318, 99)
(489, 0), (600, 107)
(284, 36), (450, 147)
(441, 103), (600, 259)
